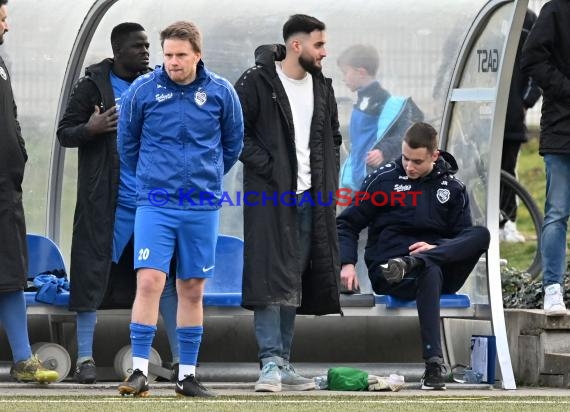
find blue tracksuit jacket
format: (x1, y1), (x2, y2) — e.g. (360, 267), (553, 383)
(118, 61), (243, 210)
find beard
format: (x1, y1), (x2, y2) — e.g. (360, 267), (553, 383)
(298, 54), (321, 75)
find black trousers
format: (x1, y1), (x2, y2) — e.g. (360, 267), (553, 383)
(500, 140), (522, 223)
(0, 190), (27, 292)
(99, 237), (177, 309)
(370, 226), (490, 360)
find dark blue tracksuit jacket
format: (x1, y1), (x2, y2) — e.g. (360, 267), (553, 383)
(337, 151), (472, 276)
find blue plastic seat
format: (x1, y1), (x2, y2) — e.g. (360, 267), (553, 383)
(375, 293), (471, 309)
(25, 233), (70, 307)
(25, 234), (246, 309)
(203, 235), (243, 307)
(27, 233), (67, 279)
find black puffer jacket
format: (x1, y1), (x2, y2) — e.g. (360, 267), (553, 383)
(57, 59), (148, 311)
(235, 45), (342, 315)
(521, 0), (570, 154)
(0, 56), (28, 292)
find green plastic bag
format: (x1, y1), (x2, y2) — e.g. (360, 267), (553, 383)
(327, 367), (369, 391)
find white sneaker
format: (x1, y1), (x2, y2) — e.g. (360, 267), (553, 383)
(502, 220), (525, 243)
(544, 284), (567, 316)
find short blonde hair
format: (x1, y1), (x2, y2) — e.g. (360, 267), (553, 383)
(160, 21), (202, 53)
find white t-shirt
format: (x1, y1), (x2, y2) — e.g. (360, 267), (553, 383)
(276, 63), (313, 193)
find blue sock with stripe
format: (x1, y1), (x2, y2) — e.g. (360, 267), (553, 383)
(0, 291), (32, 362)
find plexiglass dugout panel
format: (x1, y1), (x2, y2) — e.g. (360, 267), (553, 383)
(2, 0), (95, 237)
(6, 0), (505, 295)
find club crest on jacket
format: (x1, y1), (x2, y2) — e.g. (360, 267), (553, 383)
(436, 188), (450, 204)
(195, 90), (207, 106)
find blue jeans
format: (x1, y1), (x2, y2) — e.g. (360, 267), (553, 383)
(542, 154), (570, 287)
(254, 199), (312, 364)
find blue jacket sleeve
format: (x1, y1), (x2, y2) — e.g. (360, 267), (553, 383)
(373, 98), (424, 164)
(221, 82), (244, 174)
(117, 85), (143, 176)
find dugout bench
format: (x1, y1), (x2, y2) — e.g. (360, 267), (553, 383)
(23, 233), (479, 383)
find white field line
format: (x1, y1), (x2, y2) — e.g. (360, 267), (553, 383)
(0, 399), (570, 404)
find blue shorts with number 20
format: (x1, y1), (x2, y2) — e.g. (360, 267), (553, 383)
(134, 206), (220, 279)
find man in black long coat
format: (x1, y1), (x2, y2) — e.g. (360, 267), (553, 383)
(235, 14), (341, 392)
(0, 0), (58, 383)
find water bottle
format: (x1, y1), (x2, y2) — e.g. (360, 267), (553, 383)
(463, 368), (483, 383)
(313, 375), (328, 390)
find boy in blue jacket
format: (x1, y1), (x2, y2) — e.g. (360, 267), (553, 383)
(337, 44), (423, 191)
(337, 45), (424, 293)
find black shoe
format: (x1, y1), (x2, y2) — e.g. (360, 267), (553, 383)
(175, 374), (216, 397)
(118, 369), (150, 397)
(74, 359), (97, 384)
(380, 256), (422, 284)
(170, 363), (179, 383)
(421, 360), (447, 390)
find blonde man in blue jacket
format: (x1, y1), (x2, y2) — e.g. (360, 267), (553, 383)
(117, 21), (243, 398)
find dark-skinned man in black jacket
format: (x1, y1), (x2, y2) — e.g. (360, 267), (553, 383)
(57, 22), (179, 383)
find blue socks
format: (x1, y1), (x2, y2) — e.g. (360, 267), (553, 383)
(177, 326), (203, 367)
(130, 322), (157, 359)
(159, 275), (179, 363)
(0, 291), (32, 362)
(76, 311), (97, 363)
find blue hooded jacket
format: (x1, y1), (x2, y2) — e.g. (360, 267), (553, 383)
(118, 61), (243, 210)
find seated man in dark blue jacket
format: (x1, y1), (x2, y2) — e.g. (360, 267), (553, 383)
(337, 122), (490, 390)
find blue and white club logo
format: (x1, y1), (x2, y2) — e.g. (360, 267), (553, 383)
(436, 188), (450, 204)
(195, 90), (207, 106)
